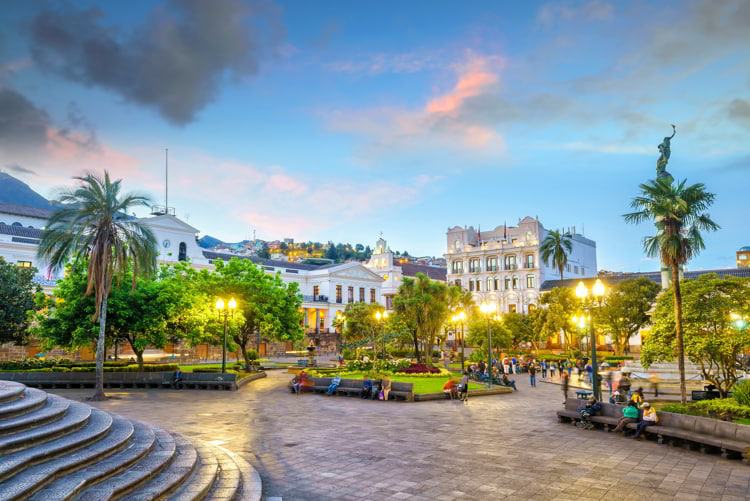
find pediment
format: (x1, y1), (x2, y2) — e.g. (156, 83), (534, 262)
(139, 215), (200, 234)
(329, 264), (384, 282)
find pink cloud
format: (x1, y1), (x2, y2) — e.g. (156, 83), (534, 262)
(426, 58), (499, 115)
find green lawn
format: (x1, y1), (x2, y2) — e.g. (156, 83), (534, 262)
(325, 373), (481, 394)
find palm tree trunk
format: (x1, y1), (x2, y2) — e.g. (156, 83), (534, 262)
(672, 263), (686, 405)
(91, 292), (108, 401)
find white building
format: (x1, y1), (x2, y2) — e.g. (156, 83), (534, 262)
(364, 236), (447, 309)
(444, 217), (597, 314)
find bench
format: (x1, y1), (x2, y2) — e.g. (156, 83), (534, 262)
(0, 371), (237, 391)
(289, 377), (414, 401)
(558, 399), (750, 460)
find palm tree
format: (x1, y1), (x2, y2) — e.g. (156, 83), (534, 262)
(38, 172), (157, 400)
(623, 177), (719, 404)
(539, 230), (573, 282)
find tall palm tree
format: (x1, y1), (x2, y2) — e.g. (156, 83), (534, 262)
(38, 172), (157, 400)
(539, 230), (573, 282)
(623, 177), (719, 404)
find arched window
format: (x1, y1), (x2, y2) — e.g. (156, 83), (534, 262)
(12, 222), (22, 227)
(512, 276), (518, 289)
(454, 239), (461, 250)
(178, 242), (187, 261)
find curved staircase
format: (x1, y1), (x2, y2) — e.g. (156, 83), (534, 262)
(0, 381), (261, 501)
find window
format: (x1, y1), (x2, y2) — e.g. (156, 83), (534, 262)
(741, 254), (748, 260)
(486, 278), (492, 291)
(454, 239), (461, 250)
(494, 278), (500, 291)
(511, 238), (518, 244)
(386, 296), (393, 309)
(475, 279), (481, 292)
(313, 285), (320, 298)
(504, 255), (516, 270)
(581, 267), (585, 275)
(508, 304), (517, 313)
(525, 255), (534, 268)
(17, 261), (32, 268)
(566, 264), (571, 272)
(178, 242), (187, 261)
(452, 260), (463, 274)
(512, 276), (518, 289)
(285, 269), (299, 274)
(348, 286), (354, 303)
(504, 277), (510, 290)
(370, 289), (376, 303)
(469, 280), (475, 292)
(528, 304), (536, 314)
(469, 258), (480, 273)
(336, 285), (342, 303)
(526, 274), (535, 288)
(487, 257), (497, 272)
(359, 287), (365, 302)
(574, 265), (579, 274)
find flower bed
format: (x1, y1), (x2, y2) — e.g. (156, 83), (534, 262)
(397, 363), (440, 374)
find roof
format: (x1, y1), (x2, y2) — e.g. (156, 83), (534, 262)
(540, 267), (750, 291)
(740, 247), (750, 252)
(0, 203), (56, 220)
(400, 262), (447, 281)
(0, 224), (44, 239)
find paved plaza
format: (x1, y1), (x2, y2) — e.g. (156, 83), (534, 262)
(50, 371), (750, 501)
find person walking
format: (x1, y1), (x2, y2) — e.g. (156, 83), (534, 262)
(585, 363), (593, 385)
(649, 370), (660, 398)
(511, 356), (517, 374)
(566, 360), (573, 378)
(529, 363), (537, 387)
(561, 371), (569, 404)
(541, 360), (548, 379)
(550, 361), (556, 379)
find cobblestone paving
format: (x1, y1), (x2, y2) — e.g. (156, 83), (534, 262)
(49, 372), (750, 501)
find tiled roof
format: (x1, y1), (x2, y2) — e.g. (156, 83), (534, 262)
(540, 268), (750, 291)
(0, 224), (44, 239)
(400, 262), (447, 281)
(0, 203), (56, 220)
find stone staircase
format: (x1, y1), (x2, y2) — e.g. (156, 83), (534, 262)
(0, 381), (261, 501)
(621, 360), (739, 401)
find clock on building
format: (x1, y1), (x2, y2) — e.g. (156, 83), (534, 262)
(162, 239), (171, 249)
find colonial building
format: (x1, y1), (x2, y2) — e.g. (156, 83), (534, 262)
(365, 236), (447, 309)
(444, 217), (598, 314)
(738, 247), (750, 269)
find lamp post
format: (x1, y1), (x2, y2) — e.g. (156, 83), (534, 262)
(479, 302), (498, 389)
(732, 313), (748, 334)
(451, 311), (467, 372)
(375, 310), (388, 359)
(575, 279), (605, 400)
(215, 297), (237, 373)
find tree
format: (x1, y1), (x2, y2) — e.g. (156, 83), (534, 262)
(37, 172), (157, 400)
(355, 243), (364, 252)
(597, 277), (660, 355)
(641, 275), (750, 397)
(0, 260), (43, 345)
(539, 287), (580, 355)
(338, 302), (383, 342)
(466, 315), (510, 355)
(392, 273), (457, 365)
(539, 230), (572, 282)
(258, 242), (270, 259)
(502, 312), (542, 351)
(196, 258), (303, 368)
(279, 242), (288, 251)
(324, 241), (338, 261)
(624, 177), (719, 403)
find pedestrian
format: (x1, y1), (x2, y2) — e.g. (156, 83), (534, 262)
(566, 360), (573, 378)
(619, 373), (632, 399)
(611, 400), (639, 433)
(459, 371), (470, 402)
(585, 363), (593, 385)
(478, 360), (486, 376)
(550, 361), (556, 379)
(561, 371), (569, 404)
(632, 387), (644, 405)
(541, 360), (548, 379)
(501, 373), (518, 391)
(605, 371), (613, 394)
(649, 370), (660, 398)
(511, 356), (517, 374)
(528, 363), (537, 387)
(443, 378), (458, 400)
(634, 402), (658, 439)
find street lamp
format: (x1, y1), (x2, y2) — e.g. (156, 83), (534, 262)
(452, 311), (467, 372)
(479, 302), (498, 389)
(215, 297), (237, 373)
(575, 279), (605, 400)
(731, 313), (748, 333)
(374, 310), (389, 359)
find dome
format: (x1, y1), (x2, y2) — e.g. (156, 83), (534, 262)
(741, 246), (750, 251)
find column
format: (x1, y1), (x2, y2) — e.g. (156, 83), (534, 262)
(315, 309), (320, 335)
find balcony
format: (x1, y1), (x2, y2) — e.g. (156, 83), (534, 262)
(486, 266), (498, 272)
(504, 264), (518, 270)
(469, 268), (481, 274)
(303, 295), (330, 303)
(524, 263), (535, 269)
(451, 269), (463, 275)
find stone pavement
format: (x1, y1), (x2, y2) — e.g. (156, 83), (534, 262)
(49, 371), (750, 501)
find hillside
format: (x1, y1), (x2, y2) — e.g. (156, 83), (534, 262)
(0, 172), (52, 208)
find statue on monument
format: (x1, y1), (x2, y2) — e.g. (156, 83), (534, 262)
(656, 124), (676, 181)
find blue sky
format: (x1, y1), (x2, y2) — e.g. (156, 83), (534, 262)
(0, 0), (748, 271)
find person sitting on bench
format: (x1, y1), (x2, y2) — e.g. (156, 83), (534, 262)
(634, 402), (658, 439)
(501, 373), (518, 391)
(327, 376), (341, 395)
(361, 378), (373, 399)
(381, 377), (392, 401)
(443, 378), (458, 400)
(172, 370), (183, 389)
(578, 396), (601, 429)
(291, 372), (307, 394)
(611, 400), (639, 433)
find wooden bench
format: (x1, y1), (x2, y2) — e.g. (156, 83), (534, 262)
(557, 399), (750, 460)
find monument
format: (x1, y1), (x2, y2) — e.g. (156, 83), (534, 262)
(654, 125), (682, 289)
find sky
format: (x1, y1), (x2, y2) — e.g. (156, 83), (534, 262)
(0, 0), (748, 272)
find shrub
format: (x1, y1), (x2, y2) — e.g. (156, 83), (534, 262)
(733, 380), (750, 407)
(397, 363), (440, 374)
(192, 367), (220, 373)
(341, 348), (356, 360)
(246, 350), (258, 361)
(661, 399), (750, 420)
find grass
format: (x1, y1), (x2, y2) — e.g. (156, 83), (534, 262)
(734, 418), (750, 425)
(325, 372), (481, 394)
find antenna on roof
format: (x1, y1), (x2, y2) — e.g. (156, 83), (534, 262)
(151, 148), (175, 216)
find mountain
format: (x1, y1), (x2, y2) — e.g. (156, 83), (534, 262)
(0, 172), (53, 208)
(198, 235), (251, 249)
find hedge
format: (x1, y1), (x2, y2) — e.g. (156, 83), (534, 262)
(661, 399), (750, 420)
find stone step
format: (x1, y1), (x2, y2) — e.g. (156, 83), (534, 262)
(0, 394), (69, 438)
(0, 405), (110, 483)
(28, 420), (155, 501)
(0, 412), (127, 501)
(201, 446), (240, 501)
(76, 427), (177, 501)
(0, 382), (26, 405)
(0, 399), (91, 455)
(208, 447), (261, 501)
(123, 432), (198, 501)
(166, 440), (219, 501)
(0, 387), (48, 420)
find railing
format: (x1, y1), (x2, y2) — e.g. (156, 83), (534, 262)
(505, 264), (518, 270)
(32, 274), (59, 287)
(524, 263), (535, 269)
(451, 269), (463, 275)
(486, 266), (498, 272)
(303, 295), (330, 303)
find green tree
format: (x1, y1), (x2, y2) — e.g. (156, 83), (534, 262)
(539, 287), (580, 355)
(641, 275), (750, 397)
(279, 242), (288, 251)
(539, 230), (572, 282)
(338, 302), (383, 342)
(624, 177), (719, 403)
(324, 241), (338, 261)
(502, 312), (542, 351)
(597, 277), (660, 355)
(37, 172), (157, 400)
(258, 242), (270, 259)
(355, 243), (364, 252)
(466, 315), (510, 355)
(0, 261), (43, 345)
